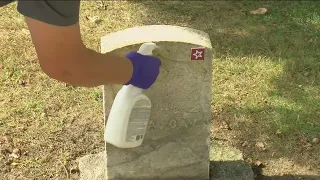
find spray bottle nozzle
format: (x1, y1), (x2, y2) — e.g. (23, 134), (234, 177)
(138, 42), (157, 56)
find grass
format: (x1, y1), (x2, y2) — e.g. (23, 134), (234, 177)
(0, 1), (320, 179)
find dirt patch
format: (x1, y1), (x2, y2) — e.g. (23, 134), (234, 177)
(212, 119), (320, 179)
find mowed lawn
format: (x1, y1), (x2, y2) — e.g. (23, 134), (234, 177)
(0, 1), (319, 179)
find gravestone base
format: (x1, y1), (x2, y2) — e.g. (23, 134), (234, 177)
(77, 140), (255, 180)
(78, 151), (208, 180)
(210, 140), (255, 180)
(78, 151), (106, 180)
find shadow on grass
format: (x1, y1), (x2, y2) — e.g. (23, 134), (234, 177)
(210, 160), (254, 180)
(210, 160), (320, 180)
(132, 0), (320, 177)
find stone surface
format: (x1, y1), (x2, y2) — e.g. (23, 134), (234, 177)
(78, 151), (107, 180)
(210, 161), (254, 180)
(209, 140), (255, 180)
(82, 25), (213, 180)
(77, 140), (255, 180)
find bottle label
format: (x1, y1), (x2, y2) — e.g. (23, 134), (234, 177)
(126, 99), (151, 142)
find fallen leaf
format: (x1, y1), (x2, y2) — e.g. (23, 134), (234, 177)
(250, 8), (268, 15)
(0, 136), (10, 144)
(254, 160), (263, 166)
(18, 80), (27, 86)
(241, 141), (248, 147)
(312, 138), (319, 144)
(9, 153), (20, 159)
(7, 71), (13, 77)
(10, 162), (21, 166)
(17, 126), (27, 131)
(86, 16), (102, 24)
(255, 142), (266, 151)
(302, 143), (313, 151)
(256, 142), (265, 148)
(219, 121), (232, 130)
(305, 146), (313, 151)
(22, 150), (29, 156)
(12, 148), (21, 155)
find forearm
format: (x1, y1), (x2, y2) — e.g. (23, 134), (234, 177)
(24, 16), (133, 87)
(53, 48), (133, 87)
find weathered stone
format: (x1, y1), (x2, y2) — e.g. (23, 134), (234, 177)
(209, 139), (255, 180)
(78, 151), (107, 180)
(77, 141), (255, 180)
(80, 25), (213, 180)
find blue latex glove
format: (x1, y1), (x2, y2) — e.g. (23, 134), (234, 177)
(124, 51), (161, 89)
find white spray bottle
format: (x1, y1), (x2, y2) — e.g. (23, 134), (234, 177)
(104, 42), (157, 148)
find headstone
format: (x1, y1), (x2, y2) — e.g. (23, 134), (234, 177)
(80, 25), (213, 180)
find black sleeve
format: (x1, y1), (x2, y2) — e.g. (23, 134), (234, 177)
(17, 0), (80, 26)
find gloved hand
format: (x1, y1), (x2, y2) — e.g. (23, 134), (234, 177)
(124, 51), (161, 89)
